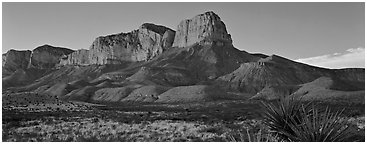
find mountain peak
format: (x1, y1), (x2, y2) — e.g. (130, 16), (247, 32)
(41, 44), (52, 47)
(172, 11), (232, 48)
(139, 23), (174, 35)
(33, 44), (73, 56)
(200, 11), (221, 19)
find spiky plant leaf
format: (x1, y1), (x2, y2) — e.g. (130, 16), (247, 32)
(261, 97), (353, 142)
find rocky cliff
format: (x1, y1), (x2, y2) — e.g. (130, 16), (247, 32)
(60, 12), (231, 65)
(29, 44), (74, 69)
(2, 49), (32, 76)
(3, 45), (74, 76)
(60, 49), (89, 65)
(88, 23), (175, 65)
(172, 11), (232, 48)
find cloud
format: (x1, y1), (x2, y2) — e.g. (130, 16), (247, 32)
(295, 47), (365, 69)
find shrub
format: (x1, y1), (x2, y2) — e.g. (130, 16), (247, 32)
(261, 96), (353, 142)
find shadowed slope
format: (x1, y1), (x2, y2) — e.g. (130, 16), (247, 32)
(217, 54), (364, 94)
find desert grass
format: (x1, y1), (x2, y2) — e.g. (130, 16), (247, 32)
(3, 98), (364, 142)
(3, 113), (277, 142)
(4, 117), (228, 142)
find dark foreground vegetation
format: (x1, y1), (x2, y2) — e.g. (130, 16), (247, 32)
(2, 97), (365, 142)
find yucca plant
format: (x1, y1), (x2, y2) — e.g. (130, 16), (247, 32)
(260, 96), (310, 141)
(261, 96), (353, 142)
(287, 105), (352, 141)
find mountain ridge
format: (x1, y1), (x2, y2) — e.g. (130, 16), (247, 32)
(2, 11), (364, 104)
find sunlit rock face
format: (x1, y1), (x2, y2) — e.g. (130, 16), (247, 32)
(172, 11), (232, 48)
(3, 45), (74, 76)
(29, 44), (74, 69)
(2, 49), (32, 74)
(88, 23), (175, 65)
(59, 49), (90, 65)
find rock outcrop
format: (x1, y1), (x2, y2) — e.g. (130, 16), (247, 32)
(3, 45), (74, 73)
(2, 49), (32, 75)
(60, 49), (89, 65)
(149, 44), (259, 82)
(172, 11), (232, 48)
(88, 23), (175, 65)
(29, 44), (74, 69)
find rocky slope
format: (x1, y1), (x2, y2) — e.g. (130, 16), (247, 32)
(216, 55), (331, 93)
(217, 54), (365, 94)
(290, 76), (365, 103)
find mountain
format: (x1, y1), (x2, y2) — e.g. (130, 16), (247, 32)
(2, 44), (74, 73)
(2, 45), (74, 87)
(59, 23), (175, 65)
(172, 11), (232, 47)
(60, 49), (89, 65)
(29, 44), (74, 69)
(2, 11), (364, 105)
(3, 49), (32, 76)
(216, 54), (364, 94)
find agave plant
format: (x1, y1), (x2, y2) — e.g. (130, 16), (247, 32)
(261, 96), (352, 142)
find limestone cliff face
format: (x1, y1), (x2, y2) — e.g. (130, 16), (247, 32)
(3, 45), (73, 76)
(29, 44), (74, 69)
(60, 49), (89, 65)
(61, 12), (231, 65)
(88, 31), (139, 65)
(162, 30), (176, 48)
(2, 49), (32, 75)
(172, 11), (232, 48)
(88, 23), (175, 65)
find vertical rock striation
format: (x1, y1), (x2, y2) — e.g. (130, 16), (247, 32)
(2, 49), (32, 75)
(60, 49), (90, 65)
(88, 23), (175, 65)
(2, 45), (74, 77)
(172, 11), (232, 48)
(60, 11), (231, 66)
(29, 44), (74, 69)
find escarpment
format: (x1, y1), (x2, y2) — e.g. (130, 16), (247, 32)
(88, 23), (176, 65)
(3, 11), (365, 104)
(172, 11), (232, 48)
(60, 49), (89, 65)
(28, 44), (74, 69)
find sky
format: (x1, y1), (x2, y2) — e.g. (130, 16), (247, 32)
(2, 2), (365, 69)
